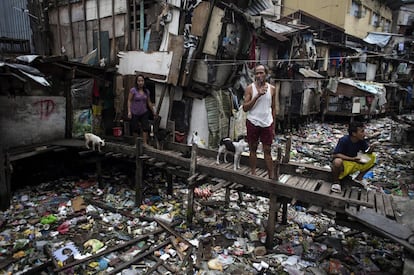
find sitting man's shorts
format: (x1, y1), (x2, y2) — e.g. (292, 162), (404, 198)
(339, 153), (376, 180)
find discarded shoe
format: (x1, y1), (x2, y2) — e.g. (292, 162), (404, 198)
(331, 184), (342, 193)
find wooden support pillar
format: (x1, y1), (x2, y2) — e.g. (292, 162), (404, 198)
(224, 187), (230, 207)
(237, 191), (243, 204)
(56, 2), (62, 53)
(166, 172), (173, 196)
(274, 147), (282, 180)
(282, 136), (291, 163)
(135, 138), (144, 206)
(0, 148), (11, 210)
(265, 194), (280, 249)
(281, 198), (288, 225)
(186, 144), (198, 224)
(68, 0), (76, 57)
(96, 158), (102, 188)
(111, 0), (116, 63)
(82, 0), (88, 53)
(65, 80), (73, 139)
(156, 84), (169, 115)
(96, 0), (102, 60)
(139, 0), (144, 50)
(133, 0), (137, 49)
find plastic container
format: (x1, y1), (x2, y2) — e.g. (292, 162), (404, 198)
(113, 127), (122, 137)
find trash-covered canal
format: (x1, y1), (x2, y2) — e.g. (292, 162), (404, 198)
(1, 116), (413, 274)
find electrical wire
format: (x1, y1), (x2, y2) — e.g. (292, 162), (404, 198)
(184, 51), (406, 67)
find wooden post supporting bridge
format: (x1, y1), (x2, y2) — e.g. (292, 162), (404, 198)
(2, 138), (414, 254)
(100, 138), (414, 253)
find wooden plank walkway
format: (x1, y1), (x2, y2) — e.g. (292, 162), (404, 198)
(2, 138), (414, 253)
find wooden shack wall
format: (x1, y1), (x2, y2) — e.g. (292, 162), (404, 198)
(48, 0), (128, 64)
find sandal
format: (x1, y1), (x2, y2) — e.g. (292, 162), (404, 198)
(353, 178), (369, 189)
(331, 183), (342, 193)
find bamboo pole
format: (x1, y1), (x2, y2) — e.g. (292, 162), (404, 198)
(82, 0), (88, 53)
(96, 0), (101, 61)
(68, 0), (76, 57)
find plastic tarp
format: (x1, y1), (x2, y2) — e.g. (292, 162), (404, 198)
(205, 90), (232, 148)
(363, 33), (392, 48)
(71, 79), (94, 110)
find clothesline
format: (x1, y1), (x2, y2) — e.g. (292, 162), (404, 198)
(186, 52), (402, 67)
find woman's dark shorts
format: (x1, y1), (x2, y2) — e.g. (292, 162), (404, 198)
(131, 112), (150, 133)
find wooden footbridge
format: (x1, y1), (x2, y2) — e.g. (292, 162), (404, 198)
(2, 137), (414, 253)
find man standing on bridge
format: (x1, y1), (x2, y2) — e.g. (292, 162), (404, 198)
(331, 121), (379, 193)
(243, 64), (278, 179)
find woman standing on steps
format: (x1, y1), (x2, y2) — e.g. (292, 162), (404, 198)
(127, 74), (156, 144)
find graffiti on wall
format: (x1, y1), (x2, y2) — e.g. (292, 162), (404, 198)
(33, 99), (56, 120)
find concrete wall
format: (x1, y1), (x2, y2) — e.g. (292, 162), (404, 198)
(344, 0), (393, 38)
(0, 96), (66, 148)
(283, 0), (347, 28)
(283, 0), (393, 39)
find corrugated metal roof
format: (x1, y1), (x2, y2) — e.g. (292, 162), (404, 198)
(299, 68), (324, 78)
(339, 78), (385, 95)
(264, 19), (303, 35)
(0, 0), (31, 41)
(263, 19), (309, 41)
(245, 0), (272, 16)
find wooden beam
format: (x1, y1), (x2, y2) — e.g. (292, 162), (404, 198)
(156, 84), (168, 115)
(68, 0), (76, 57)
(96, 0), (101, 60)
(135, 138), (144, 205)
(187, 143), (198, 223)
(282, 136), (291, 163)
(346, 207), (414, 254)
(56, 3), (62, 53)
(265, 194), (279, 249)
(82, 0), (88, 53)
(65, 79), (72, 139)
(54, 227), (164, 272)
(111, 0), (116, 63)
(0, 149), (11, 210)
(106, 239), (171, 275)
(96, 158), (102, 188)
(133, 0), (137, 49)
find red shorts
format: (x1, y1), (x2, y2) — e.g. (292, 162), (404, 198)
(246, 119), (274, 145)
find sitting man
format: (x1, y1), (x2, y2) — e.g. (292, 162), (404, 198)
(331, 121), (378, 193)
